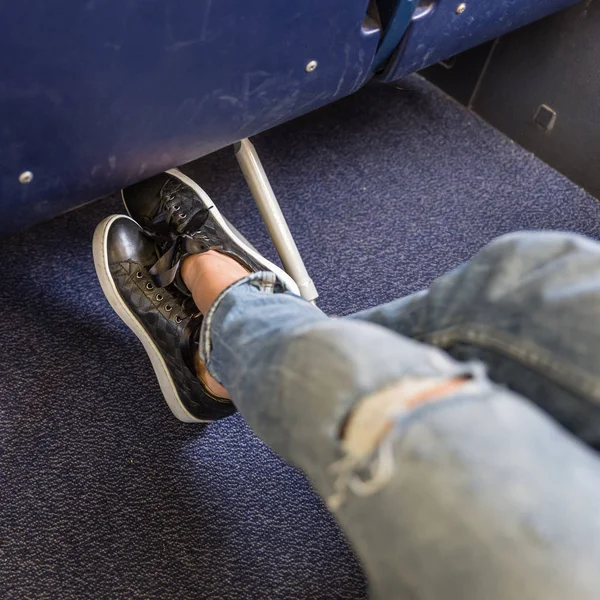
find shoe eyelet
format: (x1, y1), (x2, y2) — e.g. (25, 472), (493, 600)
(179, 213), (187, 219)
(172, 205), (180, 211)
(136, 271), (143, 278)
(175, 315), (182, 323)
(165, 304), (173, 312)
(146, 282), (154, 290)
(155, 293), (163, 301)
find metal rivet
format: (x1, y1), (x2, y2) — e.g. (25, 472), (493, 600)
(19, 171), (33, 184)
(305, 60), (318, 73)
(456, 3), (466, 13)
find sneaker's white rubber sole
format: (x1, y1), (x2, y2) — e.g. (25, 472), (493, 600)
(93, 214), (206, 423)
(121, 168), (301, 296)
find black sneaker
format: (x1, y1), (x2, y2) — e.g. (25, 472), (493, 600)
(121, 168), (300, 295)
(93, 214), (236, 423)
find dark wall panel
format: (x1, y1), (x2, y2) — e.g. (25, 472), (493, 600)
(472, 1), (600, 198)
(420, 41), (495, 106)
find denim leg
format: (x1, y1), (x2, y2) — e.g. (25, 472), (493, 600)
(351, 231), (600, 449)
(200, 271), (600, 600)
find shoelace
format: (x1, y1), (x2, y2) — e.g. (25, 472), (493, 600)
(141, 264), (227, 397)
(144, 182), (216, 288)
(154, 180), (186, 223)
(138, 268), (198, 323)
(148, 234), (212, 288)
(161, 288), (204, 378)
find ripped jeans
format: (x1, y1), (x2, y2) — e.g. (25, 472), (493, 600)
(200, 231), (600, 600)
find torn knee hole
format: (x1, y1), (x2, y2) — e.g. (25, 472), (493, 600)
(340, 375), (470, 457)
(328, 375), (470, 510)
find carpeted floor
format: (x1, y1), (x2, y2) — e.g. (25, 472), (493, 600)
(1, 75), (600, 599)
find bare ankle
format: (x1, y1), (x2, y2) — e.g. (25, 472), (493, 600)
(194, 351), (230, 400)
(182, 251), (249, 315)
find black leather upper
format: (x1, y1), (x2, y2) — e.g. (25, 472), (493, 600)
(106, 217), (157, 266)
(124, 173), (209, 238)
(123, 172), (264, 292)
(106, 217), (235, 421)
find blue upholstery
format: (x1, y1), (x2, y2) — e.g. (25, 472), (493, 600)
(0, 0), (379, 235)
(0, 0), (584, 236)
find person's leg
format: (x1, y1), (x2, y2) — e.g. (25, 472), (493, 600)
(350, 231), (600, 449)
(182, 250), (600, 600)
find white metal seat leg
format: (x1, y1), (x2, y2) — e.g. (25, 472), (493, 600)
(234, 138), (318, 303)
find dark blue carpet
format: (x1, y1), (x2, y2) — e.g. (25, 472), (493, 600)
(1, 76), (600, 599)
